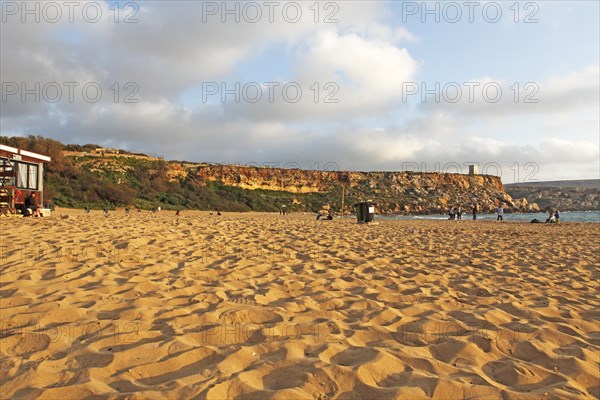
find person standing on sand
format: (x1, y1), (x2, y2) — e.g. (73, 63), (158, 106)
(457, 205), (462, 220)
(472, 204), (478, 220)
(497, 205), (503, 221)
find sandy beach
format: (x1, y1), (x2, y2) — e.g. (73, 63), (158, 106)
(1, 211), (599, 399)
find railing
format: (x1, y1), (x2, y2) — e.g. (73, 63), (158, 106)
(0, 158), (16, 189)
(0, 187), (15, 215)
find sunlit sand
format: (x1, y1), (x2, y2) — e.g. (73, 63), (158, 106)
(1, 211), (599, 399)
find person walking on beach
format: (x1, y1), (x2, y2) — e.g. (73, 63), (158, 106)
(497, 205), (503, 221)
(472, 204), (478, 220)
(457, 205), (462, 220)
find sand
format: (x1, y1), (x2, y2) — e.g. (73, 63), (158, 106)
(1, 211), (599, 399)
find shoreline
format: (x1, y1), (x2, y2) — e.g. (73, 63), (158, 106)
(41, 207), (600, 223)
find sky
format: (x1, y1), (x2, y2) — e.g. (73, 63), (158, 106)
(1, 0), (599, 184)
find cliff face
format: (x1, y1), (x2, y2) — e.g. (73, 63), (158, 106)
(506, 183), (600, 211)
(170, 162), (532, 214)
(62, 151), (533, 213)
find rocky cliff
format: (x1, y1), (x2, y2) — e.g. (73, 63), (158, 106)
(66, 153), (537, 214)
(186, 164), (522, 213)
(60, 150), (533, 213)
(506, 180), (599, 211)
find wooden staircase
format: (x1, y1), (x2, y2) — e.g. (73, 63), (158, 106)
(0, 158), (16, 215)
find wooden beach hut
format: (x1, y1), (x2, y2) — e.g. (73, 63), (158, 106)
(0, 144), (51, 215)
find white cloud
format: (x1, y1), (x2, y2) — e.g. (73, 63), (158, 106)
(295, 30), (418, 102)
(540, 138), (599, 163)
(419, 65), (599, 116)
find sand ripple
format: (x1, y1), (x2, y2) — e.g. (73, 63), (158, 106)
(1, 211), (599, 399)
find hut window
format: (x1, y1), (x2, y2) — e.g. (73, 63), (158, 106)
(16, 162), (39, 190)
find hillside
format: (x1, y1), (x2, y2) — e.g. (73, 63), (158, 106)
(1, 135), (538, 214)
(506, 180), (599, 189)
(505, 180), (599, 211)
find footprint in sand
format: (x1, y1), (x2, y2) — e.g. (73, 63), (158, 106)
(3, 333), (51, 356)
(230, 297), (257, 305)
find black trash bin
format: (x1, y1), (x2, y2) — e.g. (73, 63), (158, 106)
(355, 202), (376, 223)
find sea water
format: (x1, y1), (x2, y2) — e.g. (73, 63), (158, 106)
(384, 210), (600, 223)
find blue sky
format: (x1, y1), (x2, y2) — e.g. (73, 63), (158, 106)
(401, 2), (599, 79)
(1, 1), (598, 182)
